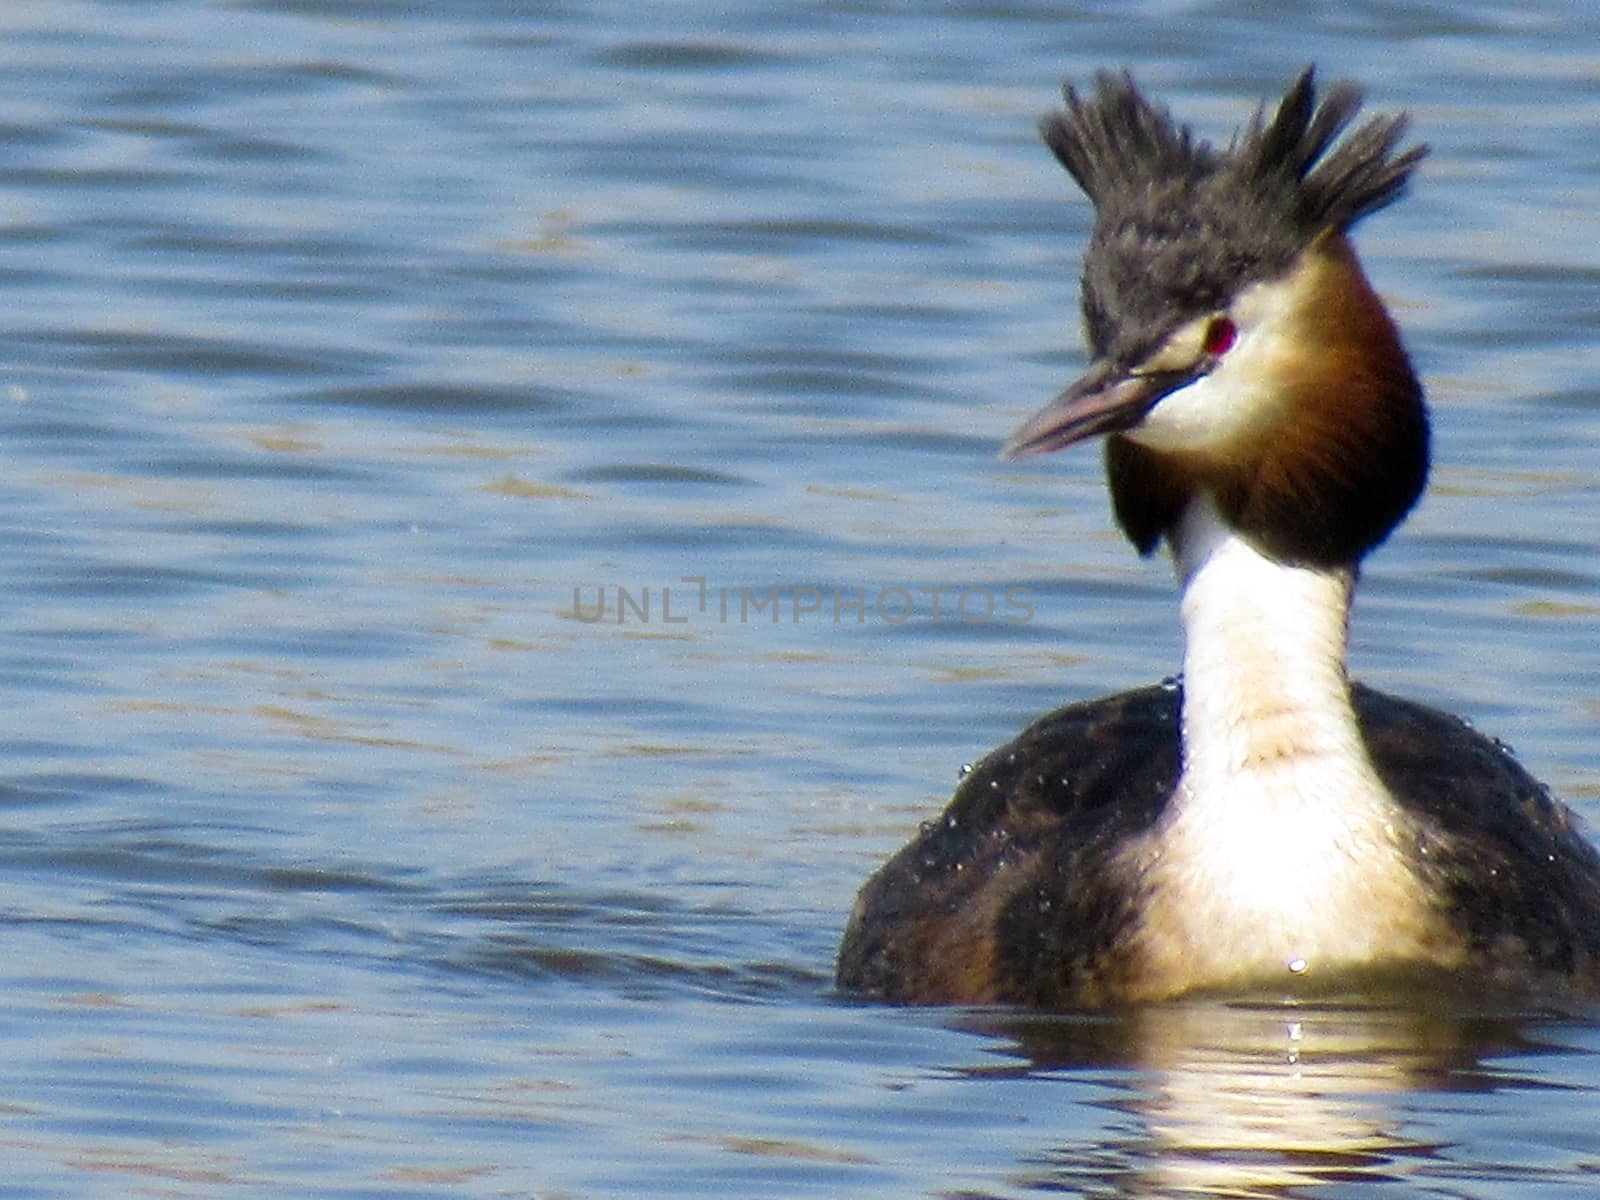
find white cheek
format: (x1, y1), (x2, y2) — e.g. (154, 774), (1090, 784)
(1125, 371), (1235, 453)
(1125, 327), (1283, 455)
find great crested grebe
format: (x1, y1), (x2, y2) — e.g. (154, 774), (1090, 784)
(835, 68), (1600, 1008)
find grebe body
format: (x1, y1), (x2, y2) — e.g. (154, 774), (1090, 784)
(837, 679), (1600, 1007)
(835, 69), (1600, 1008)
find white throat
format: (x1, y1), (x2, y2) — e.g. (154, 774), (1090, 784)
(1172, 495), (1359, 783)
(1126, 496), (1449, 995)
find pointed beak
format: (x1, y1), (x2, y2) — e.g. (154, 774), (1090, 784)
(1000, 360), (1197, 460)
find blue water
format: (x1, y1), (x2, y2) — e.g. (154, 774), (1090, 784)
(2, 1), (1599, 1195)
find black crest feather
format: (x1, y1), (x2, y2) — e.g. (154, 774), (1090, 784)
(1041, 67), (1426, 361)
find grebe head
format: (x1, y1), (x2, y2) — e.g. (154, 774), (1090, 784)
(1003, 68), (1431, 569)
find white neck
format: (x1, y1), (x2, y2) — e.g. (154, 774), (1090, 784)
(1172, 496), (1360, 784)
(1125, 495), (1450, 996)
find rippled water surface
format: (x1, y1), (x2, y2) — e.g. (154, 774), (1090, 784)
(3, 1), (1599, 1195)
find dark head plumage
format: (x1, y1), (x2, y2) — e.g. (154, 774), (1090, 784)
(1008, 70), (1432, 568)
(1042, 68), (1427, 366)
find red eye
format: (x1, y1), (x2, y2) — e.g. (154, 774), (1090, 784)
(1203, 316), (1236, 357)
